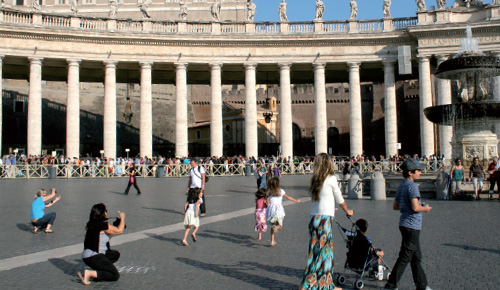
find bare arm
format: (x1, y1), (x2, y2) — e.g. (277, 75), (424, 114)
(283, 193), (300, 203)
(338, 201), (354, 216)
(104, 211), (125, 235)
(42, 188), (57, 202)
(393, 200), (399, 210)
(410, 198), (432, 212)
(45, 195), (61, 207)
(186, 176), (192, 193)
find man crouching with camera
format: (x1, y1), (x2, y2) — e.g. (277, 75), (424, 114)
(78, 203), (125, 285)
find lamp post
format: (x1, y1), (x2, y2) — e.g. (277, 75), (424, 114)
(125, 148), (130, 160)
(99, 150), (104, 161)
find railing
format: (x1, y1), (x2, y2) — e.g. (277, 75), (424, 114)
(0, 161), (445, 179)
(0, 8), (418, 35)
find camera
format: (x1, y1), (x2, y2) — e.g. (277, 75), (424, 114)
(113, 218), (127, 229)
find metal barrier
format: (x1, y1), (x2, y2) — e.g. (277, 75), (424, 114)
(0, 161), (445, 179)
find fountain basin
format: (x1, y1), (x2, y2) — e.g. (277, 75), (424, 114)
(424, 103), (500, 126)
(436, 55), (500, 79)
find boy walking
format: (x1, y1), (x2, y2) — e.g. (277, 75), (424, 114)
(384, 158), (433, 290)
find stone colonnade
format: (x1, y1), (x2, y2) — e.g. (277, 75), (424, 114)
(0, 58), (440, 160)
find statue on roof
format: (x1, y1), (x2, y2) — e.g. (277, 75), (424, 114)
(109, 0), (118, 17)
(279, 0), (288, 22)
(493, 0), (500, 5)
(452, 0), (484, 7)
(138, 0), (152, 18)
(436, 0), (447, 10)
(70, 0), (79, 15)
(383, 0), (391, 18)
(211, 0), (221, 22)
(416, 0), (427, 11)
(31, 0), (41, 11)
(315, 0), (325, 20)
(247, 0), (256, 21)
(350, 0), (358, 19)
(179, 1), (188, 20)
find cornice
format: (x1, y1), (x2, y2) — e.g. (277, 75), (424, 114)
(408, 20), (500, 38)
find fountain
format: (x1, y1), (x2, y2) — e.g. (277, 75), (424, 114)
(424, 26), (500, 166)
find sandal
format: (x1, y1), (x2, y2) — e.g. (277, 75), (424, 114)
(182, 240), (189, 246)
(33, 227), (38, 234)
(191, 234), (197, 242)
(77, 272), (91, 285)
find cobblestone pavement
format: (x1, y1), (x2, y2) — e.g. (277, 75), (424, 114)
(0, 175), (499, 290)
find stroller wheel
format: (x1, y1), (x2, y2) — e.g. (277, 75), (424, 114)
(354, 279), (364, 289)
(337, 274), (346, 285)
(387, 272), (391, 280)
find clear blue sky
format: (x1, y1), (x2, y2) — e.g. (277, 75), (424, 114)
(253, 0), (497, 22)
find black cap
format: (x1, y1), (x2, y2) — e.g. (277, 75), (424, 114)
(401, 158), (426, 171)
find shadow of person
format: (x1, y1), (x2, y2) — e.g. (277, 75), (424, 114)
(146, 233), (184, 246)
(48, 258), (84, 277)
(238, 261), (303, 278)
(142, 207), (184, 215)
(197, 230), (258, 248)
(108, 191), (127, 195)
(17, 223), (33, 232)
(442, 243), (500, 255)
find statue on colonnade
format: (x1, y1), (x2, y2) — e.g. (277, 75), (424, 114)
(452, 0), (484, 8)
(279, 0), (288, 22)
(383, 0), (391, 18)
(493, 0), (500, 5)
(70, 0), (79, 15)
(179, 1), (188, 20)
(247, 0), (256, 21)
(315, 0), (325, 20)
(31, 0), (41, 11)
(350, 0), (358, 19)
(109, 0), (118, 17)
(211, 0), (221, 21)
(138, 0), (152, 18)
(436, 0), (447, 10)
(416, 0), (427, 11)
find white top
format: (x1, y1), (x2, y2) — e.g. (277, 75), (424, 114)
(189, 166), (206, 188)
(310, 174), (344, 216)
(266, 188), (286, 218)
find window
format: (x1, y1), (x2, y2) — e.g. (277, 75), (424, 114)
(224, 124), (231, 133)
(57, 0), (67, 5)
(15, 0), (24, 5)
(196, 130), (201, 140)
(14, 101), (25, 113)
(82, 0), (95, 4)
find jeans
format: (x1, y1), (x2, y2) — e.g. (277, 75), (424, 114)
(83, 250), (120, 281)
(385, 226), (428, 290)
(31, 212), (56, 229)
(489, 176), (499, 193)
(472, 177), (483, 193)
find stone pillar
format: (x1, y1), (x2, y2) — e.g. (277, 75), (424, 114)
(27, 57), (43, 157)
(0, 56), (3, 156)
(245, 63), (258, 158)
(104, 61), (117, 159)
(279, 63), (293, 159)
(492, 53), (500, 154)
(436, 55), (453, 160)
(210, 63), (223, 158)
(418, 56), (435, 158)
(66, 59), (81, 159)
(314, 63), (327, 155)
(140, 62), (153, 158)
(383, 60), (398, 158)
(348, 62), (363, 157)
(175, 63), (189, 158)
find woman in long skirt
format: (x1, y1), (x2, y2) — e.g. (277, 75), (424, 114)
(300, 153), (353, 290)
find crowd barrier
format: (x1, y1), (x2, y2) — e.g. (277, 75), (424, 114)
(0, 161), (445, 179)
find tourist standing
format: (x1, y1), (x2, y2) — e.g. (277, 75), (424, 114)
(300, 153), (353, 290)
(124, 165), (142, 195)
(266, 177), (301, 246)
(187, 159), (206, 216)
(384, 158), (433, 290)
(468, 157), (486, 200)
(449, 158), (464, 196)
(272, 163), (281, 179)
(487, 156), (500, 200)
(30, 188), (61, 233)
(78, 203), (125, 285)
(254, 188), (267, 240)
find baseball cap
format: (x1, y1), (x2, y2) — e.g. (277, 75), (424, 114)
(401, 158), (426, 171)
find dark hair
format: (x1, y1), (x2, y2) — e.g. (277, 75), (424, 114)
(186, 190), (199, 204)
(402, 169), (418, 178)
(455, 158), (462, 165)
(355, 219), (368, 233)
(255, 188), (267, 199)
(86, 203), (107, 230)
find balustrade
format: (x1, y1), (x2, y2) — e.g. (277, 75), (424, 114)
(393, 17), (418, 30)
(186, 23), (212, 33)
(358, 20), (383, 32)
(288, 22), (314, 33)
(116, 19), (143, 32)
(255, 23), (280, 34)
(42, 15), (70, 27)
(79, 18), (107, 30)
(323, 21), (349, 33)
(151, 21), (178, 33)
(220, 23), (245, 34)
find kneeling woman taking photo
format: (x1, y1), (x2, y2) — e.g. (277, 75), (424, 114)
(78, 203), (125, 285)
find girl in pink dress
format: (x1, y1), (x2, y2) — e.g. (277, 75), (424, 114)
(254, 189), (268, 240)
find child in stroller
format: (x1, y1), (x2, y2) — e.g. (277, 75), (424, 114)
(335, 217), (391, 289)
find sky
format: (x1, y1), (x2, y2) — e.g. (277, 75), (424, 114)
(252, 0), (498, 22)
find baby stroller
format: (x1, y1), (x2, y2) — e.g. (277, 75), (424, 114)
(333, 216), (392, 289)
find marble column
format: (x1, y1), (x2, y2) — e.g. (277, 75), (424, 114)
(314, 63), (327, 155)
(245, 63), (258, 158)
(492, 53), (500, 154)
(418, 56), (435, 158)
(175, 63), (188, 157)
(348, 62), (363, 157)
(0, 56), (3, 156)
(104, 61), (117, 159)
(210, 63), (223, 158)
(436, 55), (453, 160)
(66, 59), (81, 159)
(279, 63), (293, 159)
(27, 57), (43, 156)
(383, 60), (398, 158)
(140, 62), (153, 158)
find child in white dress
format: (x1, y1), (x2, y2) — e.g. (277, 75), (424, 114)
(266, 177), (301, 246)
(182, 190), (202, 246)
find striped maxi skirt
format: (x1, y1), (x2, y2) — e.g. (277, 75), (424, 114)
(299, 215), (335, 290)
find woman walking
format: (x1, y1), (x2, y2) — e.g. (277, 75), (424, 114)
(300, 153), (353, 290)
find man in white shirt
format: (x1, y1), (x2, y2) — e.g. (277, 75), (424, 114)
(187, 159), (206, 216)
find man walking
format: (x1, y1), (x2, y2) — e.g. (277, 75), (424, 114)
(385, 158), (433, 290)
(187, 159), (206, 216)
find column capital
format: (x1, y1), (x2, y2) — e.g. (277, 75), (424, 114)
(278, 63), (292, 69)
(209, 63), (223, 69)
(140, 62), (153, 68)
(67, 59), (81, 66)
(382, 58), (396, 66)
(313, 62), (326, 69)
(490, 51), (500, 57)
(174, 62), (188, 69)
(417, 55), (431, 62)
(244, 63), (257, 70)
(28, 57), (43, 64)
(104, 61), (117, 68)
(435, 55), (450, 65)
(347, 61), (361, 68)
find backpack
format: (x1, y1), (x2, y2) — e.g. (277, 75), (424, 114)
(194, 166), (209, 183)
